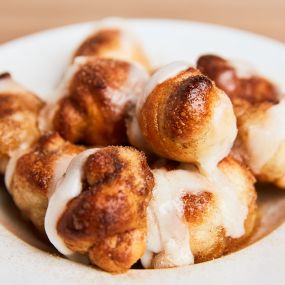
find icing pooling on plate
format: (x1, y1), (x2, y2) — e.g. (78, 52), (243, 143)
(45, 148), (98, 256)
(247, 99), (285, 173)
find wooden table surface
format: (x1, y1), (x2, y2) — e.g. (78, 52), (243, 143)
(0, 0), (284, 44)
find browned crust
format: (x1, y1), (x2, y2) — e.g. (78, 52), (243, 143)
(73, 28), (150, 70)
(9, 133), (83, 232)
(70, 57), (130, 90)
(164, 75), (213, 140)
(139, 67), (221, 162)
(182, 191), (214, 224)
(74, 29), (121, 59)
(197, 54), (279, 104)
(57, 146), (154, 272)
(15, 133), (83, 194)
(0, 72), (11, 80)
(53, 58), (144, 146)
(197, 55), (281, 185)
(239, 76), (279, 104)
(0, 84), (44, 161)
(219, 156), (257, 253)
(0, 93), (42, 118)
(148, 155), (257, 266)
(233, 99), (273, 159)
(53, 97), (87, 144)
(232, 99), (285, 187)
(219, 155), (256, 185)
(150, 158), (181, 171)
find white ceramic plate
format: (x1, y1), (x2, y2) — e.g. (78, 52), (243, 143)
(0, 19), (285, 285)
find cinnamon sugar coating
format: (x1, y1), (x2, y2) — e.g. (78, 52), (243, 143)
(0, 73), (44, 172)
(8, 133), (83, 232)
(57, 146), (154, 272)
(197, 54), (279, 104)
(53, 57), (148, 145)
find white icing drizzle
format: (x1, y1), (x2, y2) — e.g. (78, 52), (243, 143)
(47, 56), (88, 103)
(106, 63), (149, 112)
(43, 56), (148, 131)
(45, 148), (98, 257)
(5, 149), (29, 191)
(247, 98), (285, 173)
(200, 165), (248, 238)
(131, 61), (245, 268)
(132, 61), (245, 268)
(127, 114), (149, 151)
(38, 102), (59, 132)
(142, 162), (248, 268)
(218, 70), (238, 94)
(137, 61), (191, 112)
(37, 57), (88, 132)
(230, 59), (281, 97)
(48, 154), (78, 198)
(5, 150), (76, 196)
(230, 59), (257, 78)
(196, 91), (245, 239)
(199, 89), (238, 168)
(5, 145), (89, 262)
(0, 76), (41, 159)
(142, 168), (211, 268)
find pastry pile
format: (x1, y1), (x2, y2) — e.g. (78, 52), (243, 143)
(2, 20), (283, 273)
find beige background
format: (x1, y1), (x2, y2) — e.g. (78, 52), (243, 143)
(0, 0), (284, 44)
